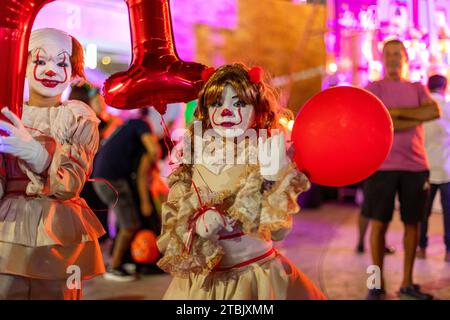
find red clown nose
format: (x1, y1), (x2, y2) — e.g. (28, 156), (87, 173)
(221, 109), (233, 117)
(45, 70), (56, 77)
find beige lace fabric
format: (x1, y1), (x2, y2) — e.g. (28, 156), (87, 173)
(156, 165), (229, 277)
(0, 101), (106, 280)
(156, 160), (310, 278)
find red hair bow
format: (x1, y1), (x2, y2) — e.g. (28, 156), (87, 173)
(248, 66), (263, 84)
(201, 67), (216, 82)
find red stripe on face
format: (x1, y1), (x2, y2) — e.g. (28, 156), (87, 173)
(212, 105), (244, 127)
(235, 106), (243, 125)
(61, 53), (68, 83)
(33, 49), (41, 82)
(33, 50), (69, 87)
(211, 108), (221, 126)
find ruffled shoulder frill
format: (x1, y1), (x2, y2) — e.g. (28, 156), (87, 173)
(157, 162), (310, 277)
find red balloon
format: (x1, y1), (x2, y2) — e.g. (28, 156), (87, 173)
(292, 86), (393, 187)
(131, 230), (160, 264)
(102, 0), (206, 115)
(0, 0), (53, 123)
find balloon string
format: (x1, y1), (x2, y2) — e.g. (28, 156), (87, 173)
(158, 114), (217, 253)
(159, 114), (203, 203)
(161, 115), (213, 195)
(85, 177), (119, 212)
(159, 115), (178, 170)
(191, 179), (203, 207)
(24, 125), (47, 136)
(160, 116), (173, 148)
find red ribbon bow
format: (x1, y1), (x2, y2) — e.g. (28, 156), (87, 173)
(248, 66), (263, 84)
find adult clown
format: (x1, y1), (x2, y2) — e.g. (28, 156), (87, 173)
(0, 28), (105, 299)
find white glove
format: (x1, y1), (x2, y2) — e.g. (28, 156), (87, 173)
(195, 209), (233, 239)
(0, 107), (51, 174)
(258, 132), (289, 181)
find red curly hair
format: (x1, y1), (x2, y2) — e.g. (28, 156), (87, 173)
(70, 36), (85, 79)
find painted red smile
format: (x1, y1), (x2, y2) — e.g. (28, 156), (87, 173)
(33, 49), (68, 89)
(219, 122), (237, 128)
(39, 79), (60, 88)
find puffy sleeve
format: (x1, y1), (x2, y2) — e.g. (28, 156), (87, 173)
(156, 165), (229, 277)
(259, 162), (310, 241)
(156, 166), (193, 254)
(20, 100), (100, 200)
(227, 163), (310, 241)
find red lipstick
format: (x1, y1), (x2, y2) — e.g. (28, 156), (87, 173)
(40, 79), (60, 88)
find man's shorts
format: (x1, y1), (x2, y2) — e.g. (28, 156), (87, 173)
(361, 170), (430, 225)
(93, 179), (141, 230)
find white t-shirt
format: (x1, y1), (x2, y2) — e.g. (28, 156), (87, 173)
(423, 92), (450, 184)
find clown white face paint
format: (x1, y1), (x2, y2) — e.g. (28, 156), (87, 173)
(208, 84), (255, 138)
(26, 47), (72, 97)
(26, 28), (73, 98)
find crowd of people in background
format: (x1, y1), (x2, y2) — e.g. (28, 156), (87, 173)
(71, 38), (450, 298)
(68, 81), (168, 282)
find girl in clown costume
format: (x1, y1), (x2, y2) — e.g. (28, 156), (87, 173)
(0, 28), (105, 299)
(157, 63), (326, 299)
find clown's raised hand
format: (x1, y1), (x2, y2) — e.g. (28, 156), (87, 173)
(258, 132), (289, 181)
(0, 107), (51, 174)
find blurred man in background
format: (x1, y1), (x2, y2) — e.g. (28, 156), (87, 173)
(418, 74), (450, 262)
(362, 39), (440, 300)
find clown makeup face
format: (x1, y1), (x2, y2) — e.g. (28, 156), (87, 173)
(26, 46), (72, 98)
(208, 84), (255, 138)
